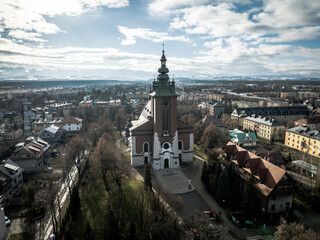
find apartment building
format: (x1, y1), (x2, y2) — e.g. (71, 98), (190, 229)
(209, 102), (224, 118)
(231, 106), (308, 126)
(285, 126), (320, 159)
(243, 115), (285, 141)
(0, 160), (24, 206)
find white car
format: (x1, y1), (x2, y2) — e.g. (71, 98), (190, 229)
(5, 216), (10, 226)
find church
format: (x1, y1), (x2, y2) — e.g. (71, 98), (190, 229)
(129, 50), (194, 170)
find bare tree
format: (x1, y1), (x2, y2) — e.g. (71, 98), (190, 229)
(66, 135), (87, 175)
(274, 217), (320, 240)
(91, 137), (117, 192)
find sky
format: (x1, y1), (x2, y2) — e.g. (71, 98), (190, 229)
(0, 0), (320, 80)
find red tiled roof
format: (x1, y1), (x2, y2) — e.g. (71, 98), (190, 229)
(224, 142), (287, 196)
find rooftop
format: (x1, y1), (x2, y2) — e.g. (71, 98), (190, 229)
(245, 115), (284, 126)
(224, 142), (288, 197)
(286, 126), (320, 140)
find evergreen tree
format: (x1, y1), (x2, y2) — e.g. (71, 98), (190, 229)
(70, 187), (81, 217)
(243, 176), (261, 219)
(144, 163), (152, 191)
(201, 161), (209, 186)
(216, 165), (230, 205)
(128, 222), (136, 240)
(84, 220), (94, 239)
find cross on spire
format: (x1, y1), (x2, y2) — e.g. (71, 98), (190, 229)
(161, 42), (166, 51)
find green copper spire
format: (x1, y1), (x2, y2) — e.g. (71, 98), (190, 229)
(150, 49), (178, 97)
(158, 50), (169, 74)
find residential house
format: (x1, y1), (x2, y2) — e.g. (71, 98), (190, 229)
(0, 160), (23, 206)
(11, 138), (50, 173)
(231, 106), (308, 127)
(63, 117), (83, 134)
(229, 129), (258, 147)
(243, 115), (285, 141)
(38, 124), (61, 145)
(32, 117), (64, 134)
(284, 126), (320, 159)
(79, 100), (94, 107)
(0, 129), (23, 142)
(224, 142), (294, 214)
(209, 102), (224, 118)
(3, 112), (23, 128)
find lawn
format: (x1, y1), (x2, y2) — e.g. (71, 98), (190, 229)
(193, 144), (208, 161)
(120, 139), (127, 149)
(63, 175), (108, 239)
(7, 233), (31, 240)
(63, 172), (144, 239)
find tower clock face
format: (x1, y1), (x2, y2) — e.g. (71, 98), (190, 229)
(163, 143), (170, 149)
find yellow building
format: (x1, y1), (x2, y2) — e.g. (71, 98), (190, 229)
(285, 126), (320, 158)
(243, 115), (285, 141)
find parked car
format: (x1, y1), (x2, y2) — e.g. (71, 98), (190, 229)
(5, 216), (11, 226)
(228, 212), (242, 227)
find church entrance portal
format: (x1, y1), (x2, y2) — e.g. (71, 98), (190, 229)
(164, 158), (169, 168)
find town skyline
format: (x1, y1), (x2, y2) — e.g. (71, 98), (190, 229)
(0, 0), (320, 80)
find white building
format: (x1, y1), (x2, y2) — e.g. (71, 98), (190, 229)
(63, 117), (83, 132)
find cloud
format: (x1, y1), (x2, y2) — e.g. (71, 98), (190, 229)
(118, 26), (190, 45)
(262, 26), (320, 43)
(8, 30), (47, 42)
(0, 0), (129, 42)
(254, 0), (320, 28)
(1, 33), (319, 78)
(200, 36), (320, 75)
(170, 3), (255, 38)
(148, 0), (251, 15)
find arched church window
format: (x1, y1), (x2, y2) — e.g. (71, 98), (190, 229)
(178, 140), (183, 150)
(144, 142), (149, 152)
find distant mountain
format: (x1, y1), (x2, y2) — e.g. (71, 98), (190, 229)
(1, 74), (319, 82)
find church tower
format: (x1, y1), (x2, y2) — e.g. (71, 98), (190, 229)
(129, 50), (193, 170)
(150, 50), (179, 169)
